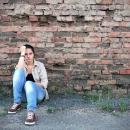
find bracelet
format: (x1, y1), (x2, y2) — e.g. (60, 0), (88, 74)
(20, 55), (25, 57)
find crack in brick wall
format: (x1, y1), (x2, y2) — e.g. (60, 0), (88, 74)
(0, 0), (130, 94)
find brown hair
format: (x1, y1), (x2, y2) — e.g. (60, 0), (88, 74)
(24, 44), (35, 54)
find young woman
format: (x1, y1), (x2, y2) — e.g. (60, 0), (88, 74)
(8, 44), (48, 125)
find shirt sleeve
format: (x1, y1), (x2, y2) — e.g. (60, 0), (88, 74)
(39, 63), (48, 89)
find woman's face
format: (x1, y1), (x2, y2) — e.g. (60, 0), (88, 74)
(25, 48), (34, 64)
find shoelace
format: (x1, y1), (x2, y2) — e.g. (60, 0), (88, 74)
(11, 104), (19, 109)
(27, 112), (34, 119)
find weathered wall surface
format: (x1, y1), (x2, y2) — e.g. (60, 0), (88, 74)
(1, 0), (130, 93)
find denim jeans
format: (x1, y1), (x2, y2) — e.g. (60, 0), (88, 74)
(13, 68), (46, 112)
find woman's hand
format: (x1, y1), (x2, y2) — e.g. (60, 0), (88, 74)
(20, 46), (26, 56)
(16, 45), (26, 68)
(35, 81), (43, 87)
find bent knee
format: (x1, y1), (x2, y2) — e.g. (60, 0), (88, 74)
(24, 81), (35, 92)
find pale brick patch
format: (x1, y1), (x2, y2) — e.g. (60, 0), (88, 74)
(57, 16), (75, 22)
(46, 0), (63, 4)
(14, 4), (34, 15)
(96, 0), (113, 4)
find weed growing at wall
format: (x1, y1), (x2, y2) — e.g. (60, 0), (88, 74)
(83, 88), (130, 112)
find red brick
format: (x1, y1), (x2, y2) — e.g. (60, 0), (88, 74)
(52, 37), (66, 43)
(28, 37), (42, 43)
(0, 69), (11, 76)
(64, 54), (83, 59)
(1, 15), (11, 22)
(125, 0), (130, 4)
(94, 80), (116, 85)
(92, 70), (101, 74)
(71, 48), (86, 54)
(0, 40), (8, 44)
(21, 26), (58, 32)
(84, 26), (94, 32)
(44, 52), (64, 59)
(76, 59), (88, 64)
(95, 60), (113, 65)
(0, 76), (12, 82)
(21, 26), (42, 32)
(87, 80), (95, 86)
(64, 70), (72, 77)
(102, 70), (110, 74)
(0, 47), (18, 54)
(0, 0), (9, 4)
(46, 0), (63, 4)
(0, 54), (8, 59)
(45, 26), (58, 32)
(85, 59), (99, 64)
(85, 16), (103, 21)
(109, 32), (120, 38)
(121, 32), (130, 38)
(110, 43), (122, 48)
(120, 22), (130, 27)
(110, 70), (119, 74)
(65, 37), (72, 43)
(89, 32), (102, 37)
(0, 26), (21, 32)
(120, 54), (130, 59)
(8, 47), (19, 53)
(26, 0), (43, 4)
(57, 16), (74, 22)
(82, 43), (99, 48)
(58, 26), (85, 32)
(86, 48), (104, 54)
(119, 69), (130, 74)
(72, 36), (84, 43)
(108, 49), (123, 54)
(102, 21), (119, 27)
(66, 37), (85, 43)
(31, 22), (39, 27)
(123, 43), (130, 48)
(0, 59), (11, 65)
(114, 0), (126, 4)
(29, 16), (39, 22)
(47, 58), (65, 64)
(34, 10), (43, 16)
(84, 37), (101, 43)
(0, 48), (9, 53)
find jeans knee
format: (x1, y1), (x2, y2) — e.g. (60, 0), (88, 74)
(24, 81), (35, 93)
(13, 68), (25, 82)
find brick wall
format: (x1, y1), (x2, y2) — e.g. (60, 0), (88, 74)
(0, 0), (130, 93)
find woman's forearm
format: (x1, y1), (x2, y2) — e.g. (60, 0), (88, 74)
(16, 46), (26, 69)
(16, 56), (25, 68)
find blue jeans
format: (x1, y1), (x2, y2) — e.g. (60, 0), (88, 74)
(13, 68), (46, 112)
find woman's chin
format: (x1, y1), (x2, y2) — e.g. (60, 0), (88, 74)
(26, 60), (33, 63)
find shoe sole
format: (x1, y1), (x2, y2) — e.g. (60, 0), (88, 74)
(25, 121), (36, 125)
(8, 111), (17, 114)
(8, 108), (21, 114)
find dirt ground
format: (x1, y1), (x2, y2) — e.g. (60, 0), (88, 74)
(0, 93), (130, 130)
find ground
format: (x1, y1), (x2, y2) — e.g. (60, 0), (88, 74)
(0, 93), (130, 130)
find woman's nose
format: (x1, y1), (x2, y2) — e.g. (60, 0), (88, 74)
(27, 54), (30, 57)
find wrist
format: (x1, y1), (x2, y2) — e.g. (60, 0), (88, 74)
(21, 52), (25, 55)
(20, 55), (25, 57)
